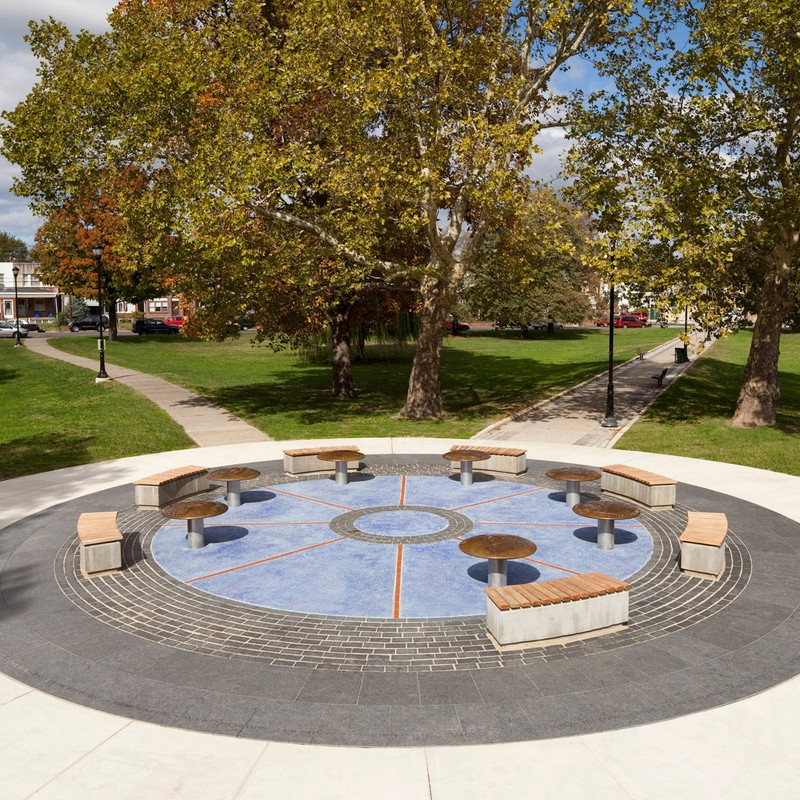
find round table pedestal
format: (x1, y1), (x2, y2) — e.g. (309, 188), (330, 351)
(597, 518), (616, 551)
(460, 460), (474, 487)
(565, 479), (582, 508)
(334, 461), (349, 487)
(487, 558), (507, 588)
(188, 517), (206, 549)
(225, 480), (243, 507)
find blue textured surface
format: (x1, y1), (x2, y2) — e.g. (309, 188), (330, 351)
(152, 475), (652, 618)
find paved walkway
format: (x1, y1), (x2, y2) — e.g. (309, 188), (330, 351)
(478, 332), (706, 446)
(25, 336), (271, 447)
(1, 438), (800, 798)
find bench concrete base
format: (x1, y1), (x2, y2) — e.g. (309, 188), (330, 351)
(81, 540), (122, 576)
(283, 447), (361, 475)
(680, 540), (726, 579)
(134, 469), (209, 510)
(448, 446), (527, 475)
(78, 512), (122, 576)
(487, 590), (629, 646)
(601, 466), (676, 510)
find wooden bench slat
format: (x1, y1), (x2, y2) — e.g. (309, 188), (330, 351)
(601, 464), (677, 486)
(134, 465), (208, 486)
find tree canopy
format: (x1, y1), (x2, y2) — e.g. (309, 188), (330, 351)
(2, 0), (633, 418)
(565, 0), (800, 426)
(0, 231), (29, 261)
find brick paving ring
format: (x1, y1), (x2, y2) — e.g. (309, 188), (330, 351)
(329, 505), (474, 544)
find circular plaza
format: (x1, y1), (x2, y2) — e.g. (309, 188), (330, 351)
(2, 439), (799, 748)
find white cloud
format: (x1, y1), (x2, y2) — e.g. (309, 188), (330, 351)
(0, 1), (114, 244)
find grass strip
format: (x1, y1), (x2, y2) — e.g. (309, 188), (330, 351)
(0, 341), (195, 480)
(617, 332), (800, 476)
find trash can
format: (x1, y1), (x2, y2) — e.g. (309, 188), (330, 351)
(674, 347), (689, 363)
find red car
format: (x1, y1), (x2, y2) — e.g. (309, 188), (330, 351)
(164, 316), (185, 326)
(614, 315), (648, 328)
(444, 320), (470, 332)
(595, 318), (609, 327)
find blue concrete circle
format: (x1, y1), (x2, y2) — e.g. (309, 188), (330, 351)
(151, 475), (653, 618)
(355, 509), (447, 537)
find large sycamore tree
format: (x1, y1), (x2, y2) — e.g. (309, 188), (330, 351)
(567, 0), (800, 427)
(3, 0), (630, 418)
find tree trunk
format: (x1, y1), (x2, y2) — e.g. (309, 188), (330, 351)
(108, 294), (118, 342)
(330, 302), (356, 398)
(731, 238), (796, 427)
(399, 273), (450, 419)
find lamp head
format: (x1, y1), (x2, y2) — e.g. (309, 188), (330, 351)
(91, 244), (104, 260)
(11, 264), (19, 278)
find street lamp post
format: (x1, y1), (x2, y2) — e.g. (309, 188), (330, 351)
(11, 263), (22, 347)
(92, 244), (109, 381)
(601, 279), (618, 428)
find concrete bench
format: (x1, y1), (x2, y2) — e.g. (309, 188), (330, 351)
(77, 512), (123, 576)
(448, 445), (527, 475)
(485, 572), (631, 645)
(679, 511), (728, 579)
(283, 446), (361, 475)
(134, 465), (209, 509)
(600, 464), (677, 510)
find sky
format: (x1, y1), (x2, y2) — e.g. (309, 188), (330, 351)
(0, 1), (115, 246)
(0, 1), (571, 248)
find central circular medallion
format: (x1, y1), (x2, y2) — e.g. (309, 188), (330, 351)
(329, 504), (474, 544)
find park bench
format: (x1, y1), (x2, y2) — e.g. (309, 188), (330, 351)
(651, 367), (668, 387)
(77, 512), (123, 576)
(283, 445), (362, 475)
(134, 465), (209, 509)
(600, 464), (677, 510)
(679, 511), (728, 579)
(485, 571), (631, 645)
(636, 346), (645, 360)
(448, 444), (527, 475)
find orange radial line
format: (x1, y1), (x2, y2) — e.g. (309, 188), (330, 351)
(524, 557), (582, 575)
(268, 486), (355, 511)
(393, 544), (404, 619)
(450, 487), (546, 511)
(186, 537), (346, 583)
(399, 475), (407, 507)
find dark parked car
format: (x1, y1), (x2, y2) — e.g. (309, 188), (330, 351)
(133, 318), (181, 335)
(5, 318), (42, 333)
(69, 314), (109, 332)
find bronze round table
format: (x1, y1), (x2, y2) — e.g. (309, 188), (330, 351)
(459, 533), (537, 587)
(162, 499), (228, 549)
(573, 499), (641, 551)
(545, 466), (602, 508)
(316, 449), (365, 486)
(442, 449), (491, 487)
(207, 466), (261, 507)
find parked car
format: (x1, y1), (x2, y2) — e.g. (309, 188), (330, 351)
(69, 314), (109, 332)
(595, 318), (609, 327)
(613, 315), (648, 328)
(530, 320), (564, 330)
(133, 318), (181, 335)
(0, 320), (29, 338)
(444, 320), (470, 332)
(164, 316), (185, 326)
(5, 318), (42, 333)
(629, 312), (650, 323)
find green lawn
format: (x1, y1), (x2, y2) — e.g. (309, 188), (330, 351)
(50, 327), (676, 439)
(617, 332), (800, 476)
(0, 341), (195, 480)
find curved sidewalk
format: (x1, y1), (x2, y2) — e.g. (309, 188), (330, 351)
(24, 336), (271, 447)
(1, 438), (799, 798)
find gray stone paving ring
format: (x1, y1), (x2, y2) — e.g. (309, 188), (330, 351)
(329, 505), (474, 544)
